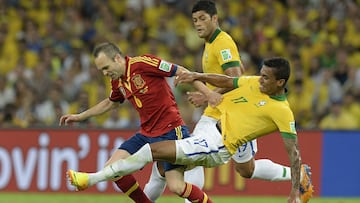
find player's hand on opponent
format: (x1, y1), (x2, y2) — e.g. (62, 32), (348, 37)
(187, 91), (208, 107)
(206, 91), (222, 107)
(174, 72), (200, 86)
(59, 114), (82, 126)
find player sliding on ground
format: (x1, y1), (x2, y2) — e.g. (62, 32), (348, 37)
(67, 57), (313, 203)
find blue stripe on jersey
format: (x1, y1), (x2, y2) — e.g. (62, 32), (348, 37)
(185, 145), (226, 156)
(250, 140), (256, 156)
(170, 64), (178, 76)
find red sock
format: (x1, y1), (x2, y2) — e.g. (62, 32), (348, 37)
(180, 182), (213, 203)
(114, 175), (152, 203)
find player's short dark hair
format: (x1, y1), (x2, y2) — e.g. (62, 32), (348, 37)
(93, 42), (123, 61)
(192, 0), (217, 16)
(263, 57), (290, 85)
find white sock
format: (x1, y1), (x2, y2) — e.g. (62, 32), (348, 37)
(251, 159), (291, 181)
(88, 144), (153, 186)
(184, 166), (205, 203)
(143, 162), (166, 202)
(184, 166), (204, 189)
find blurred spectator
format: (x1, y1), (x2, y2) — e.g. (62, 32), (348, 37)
(67, 90), (96, 127)
(319, 40), (337, 69)
(333, 49), (350, 88)
(308, 56), (321, 79)
(27, 61), (53, 101)
(6, 57), (32, 84)
(22, 19), (42, 54)
(62, 56), (90, 101)
(14, 88), (38, 128)
(0, 75), (15, 110)
(34, 85), (69, 126)
(287, 57), (315, 128)
(103, 108), (129, 129)
(342, 91), (360, 127)
(319, 100), (358, 130)
(288, 79), (314, 129)
(312, 68), (343, 118)
(103, 100), (140, 129)
(0, 103), (19, 128)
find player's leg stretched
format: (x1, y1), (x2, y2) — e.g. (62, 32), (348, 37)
(113, 175), (151, 203)
(248, 159), (313, 203)
(144, 162), (205, 203)
(67, 142), (213, 202)
(143, 162), (167, 202)
(67, 144), (154, 189)
(104, 149), (152, 203)
(232, 140), (291, 181)
(165, 168), (210, 203)
(250, 159), (291, 181)
(232, 140), (313, 202)
(184, 166), (205, 203)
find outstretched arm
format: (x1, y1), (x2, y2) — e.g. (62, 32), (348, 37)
(175, 66), (223, 107)
(176, 66), (242, 108)
(175, 71), (236, 89)
(212, 65), (243, 94)
(59, 98), (118, 125)
(282, 135), (301, 203)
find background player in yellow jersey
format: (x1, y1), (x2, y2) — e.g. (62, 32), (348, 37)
(145, 1), (307, 200)
(67, 57), (312, 203)
(144, 0), (238, 201)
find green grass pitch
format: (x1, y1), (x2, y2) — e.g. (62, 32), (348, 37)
(1, 193), (359, 203)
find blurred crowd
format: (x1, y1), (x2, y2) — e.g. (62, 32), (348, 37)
(1, 0), (360, 130)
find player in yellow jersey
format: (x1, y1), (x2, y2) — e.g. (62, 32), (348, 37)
(145, 1), (312, 202)
(66, 57), (312, 203)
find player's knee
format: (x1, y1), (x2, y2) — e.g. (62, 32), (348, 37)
(166, 181), (185, 195)
(235, 164), (254, 179)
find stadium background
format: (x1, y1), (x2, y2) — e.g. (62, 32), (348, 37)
(0, 0), (359, 200)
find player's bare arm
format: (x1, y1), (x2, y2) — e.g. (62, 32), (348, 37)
(175, 66), (222, 107)
(211, 66), (242, 94)
(175, 72), (235, 89)
(59, 98), (118, 126)
(282, 136), (301, 202)
(174, 70), (209, 107)
(186, 91), (208, 107)
(180, 66), (242, 107)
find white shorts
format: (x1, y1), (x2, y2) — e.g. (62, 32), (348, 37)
(231, 139), (258, 163)
(175, 116), (232, 168)
(177, 115), (258, 165)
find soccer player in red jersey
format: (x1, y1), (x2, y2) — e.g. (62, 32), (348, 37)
(59, 42), (219, 203)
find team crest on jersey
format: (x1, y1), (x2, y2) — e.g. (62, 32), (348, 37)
(132, 74), (146, 89)
(220, 49), (232, 61)
(159, 60), (172, 72)
(256, 100), (267, 107)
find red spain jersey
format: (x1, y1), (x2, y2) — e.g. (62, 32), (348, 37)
(109, 54), (185, 137)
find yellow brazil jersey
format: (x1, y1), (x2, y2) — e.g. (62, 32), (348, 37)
(216, 76), (297, 154)
(202, 28), (241, 119)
